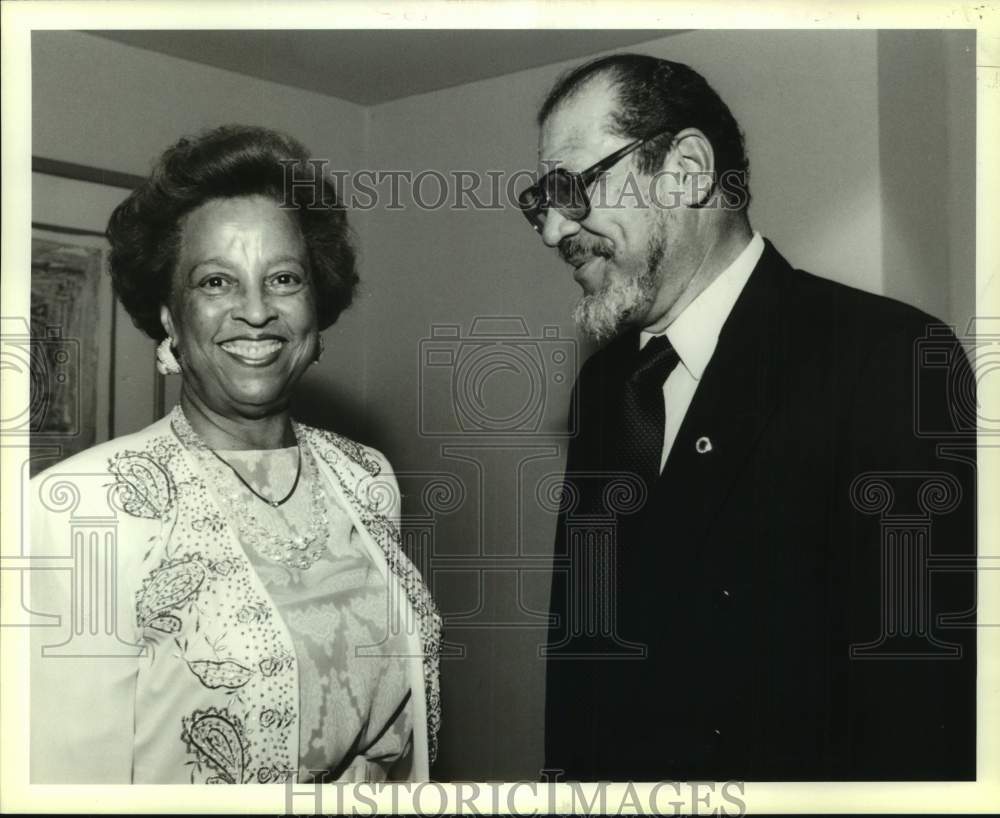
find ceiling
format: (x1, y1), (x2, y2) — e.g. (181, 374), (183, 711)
(89, 30), (682, 105)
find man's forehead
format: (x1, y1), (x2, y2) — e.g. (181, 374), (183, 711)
(540, 126), (587, 156)
(538, 121), (618, 170)
(538, 79), (619, 161)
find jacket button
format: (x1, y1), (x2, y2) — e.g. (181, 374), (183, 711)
(695, 436), (713, 454)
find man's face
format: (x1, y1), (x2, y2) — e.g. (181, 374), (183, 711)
(538, 79), (677, 341)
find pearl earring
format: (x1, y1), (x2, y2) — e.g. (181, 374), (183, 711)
(156, 337), (182, 375)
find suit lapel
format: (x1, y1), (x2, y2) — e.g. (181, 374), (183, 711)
(656, 240), (792, 545)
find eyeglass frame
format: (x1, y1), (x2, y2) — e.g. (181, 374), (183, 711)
(517, 127), (674, 233)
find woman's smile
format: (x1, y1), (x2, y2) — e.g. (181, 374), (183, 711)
(219, 336), (287, 365)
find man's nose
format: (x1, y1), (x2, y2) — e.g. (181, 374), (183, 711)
(541, 209), (582, 248)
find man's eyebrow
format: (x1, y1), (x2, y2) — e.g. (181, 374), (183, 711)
(540, 141), (578, 165)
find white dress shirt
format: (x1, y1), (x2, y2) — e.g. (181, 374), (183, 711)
(639, 231), (765, 471)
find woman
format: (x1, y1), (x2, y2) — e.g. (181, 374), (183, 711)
(29, 125), (440, 784)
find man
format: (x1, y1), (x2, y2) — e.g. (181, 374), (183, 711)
(521, 54), (976, 781)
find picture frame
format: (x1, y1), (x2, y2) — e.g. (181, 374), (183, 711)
(29, 159), (165, 474)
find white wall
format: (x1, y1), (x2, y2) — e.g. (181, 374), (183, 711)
(32, 32), (367, 179)
(877, 30), (968, 326)
(942, 31), (978, 335)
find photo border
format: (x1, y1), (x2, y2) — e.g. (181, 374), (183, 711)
(2, 1), (998, 814)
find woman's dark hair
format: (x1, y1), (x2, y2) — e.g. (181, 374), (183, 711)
(538, 54), (751, 209)
(107, 124), (358, 340)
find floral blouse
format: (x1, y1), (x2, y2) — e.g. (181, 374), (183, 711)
(222, 446), (414, 781)
(28, 409), (440, 784)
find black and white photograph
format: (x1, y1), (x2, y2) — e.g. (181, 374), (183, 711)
(1, 1), (997, 814)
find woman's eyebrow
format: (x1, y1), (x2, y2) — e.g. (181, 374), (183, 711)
(267, 255), (307, 267)
(187, 256), (235, 275)
(186, 254), (306, 277)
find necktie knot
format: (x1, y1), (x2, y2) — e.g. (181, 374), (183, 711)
(630, 335), (680, 386)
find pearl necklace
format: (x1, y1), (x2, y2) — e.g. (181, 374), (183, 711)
(170, 407), (330, 570)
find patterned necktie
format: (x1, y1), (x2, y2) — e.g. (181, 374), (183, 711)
(618, 335), (681, 490)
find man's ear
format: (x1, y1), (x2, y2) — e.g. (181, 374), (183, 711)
(669, 127), (716, 208)
(159, 304), (176, 341)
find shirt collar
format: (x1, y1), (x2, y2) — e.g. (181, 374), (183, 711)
(639, 231), (764, 381)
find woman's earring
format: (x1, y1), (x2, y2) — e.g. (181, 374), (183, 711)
(313, 334), (325, 365)
(156, 337), (182, 375)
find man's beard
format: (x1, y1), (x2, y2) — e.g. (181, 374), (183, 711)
(569, 230), (665, 342)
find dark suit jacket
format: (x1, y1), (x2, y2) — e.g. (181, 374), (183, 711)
(544, 240), (976, 781)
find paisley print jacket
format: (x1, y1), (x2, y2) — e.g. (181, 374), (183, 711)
(29, 411), (440, 784)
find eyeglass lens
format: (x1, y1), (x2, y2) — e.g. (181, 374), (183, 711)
(519, 171), (590, 230)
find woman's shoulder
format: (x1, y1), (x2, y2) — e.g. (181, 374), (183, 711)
(28, 416), (178, 553)
(30, 415), (177, 484)
(296, 422), (394, 478)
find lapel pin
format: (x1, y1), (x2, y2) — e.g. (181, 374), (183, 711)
(696, 436), (713, 454)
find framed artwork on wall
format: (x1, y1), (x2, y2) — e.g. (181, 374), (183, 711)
(27, 159), (166, 475)
(27, 225), (112, 475)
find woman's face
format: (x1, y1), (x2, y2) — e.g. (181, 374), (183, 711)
(160, 195), (318, 421)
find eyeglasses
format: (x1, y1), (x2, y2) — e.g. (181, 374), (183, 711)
(517, 129), (672, 234)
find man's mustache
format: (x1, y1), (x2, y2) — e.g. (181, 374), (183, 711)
(559, 237), (614, 267)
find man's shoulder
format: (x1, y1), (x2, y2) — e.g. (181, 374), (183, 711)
(766, 256), (969, 421)
(795, 269), (939, 325)
(766, 248), (956, 350)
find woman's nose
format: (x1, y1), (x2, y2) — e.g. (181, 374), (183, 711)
(235, 285), (276, 325)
